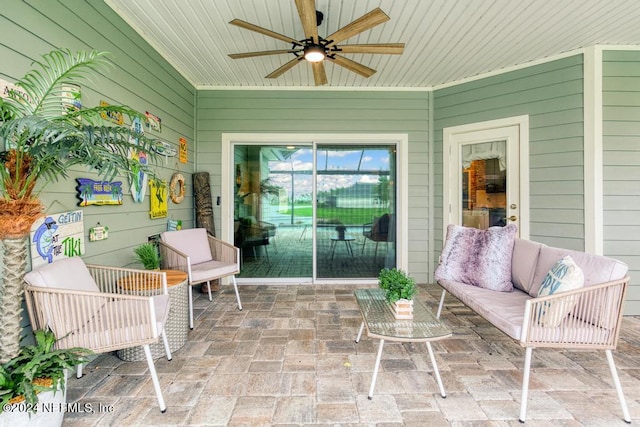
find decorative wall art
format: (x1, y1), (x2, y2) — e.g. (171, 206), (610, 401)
(99, 100), (124, 125)
(149, 179), (168, 219)
(167, 219), (182, 231)
(76, 178), (123, 206)
(88, 223), (109, 241)
(169, 172), (185, 204)
(194, 172), (216, 237)
(152, 139), (178, 164)
(61, 83), (81, 114)
(179, 137), (188, 163)
(145, 111), (162, 132)
(129, 117), (148, 203)
(30, 210), (85, 269)
(0, 78), (29, 102)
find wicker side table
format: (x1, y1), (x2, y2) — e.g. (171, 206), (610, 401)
(117, 269), (189, 361)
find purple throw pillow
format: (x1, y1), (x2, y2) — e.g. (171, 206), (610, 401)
(435, 224), (517, 292)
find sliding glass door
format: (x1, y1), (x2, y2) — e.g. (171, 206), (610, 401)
(233, 142), (397, 281)
(315, 144), (396, 279)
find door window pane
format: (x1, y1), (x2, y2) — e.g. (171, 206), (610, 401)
(461, 141), (507, 229)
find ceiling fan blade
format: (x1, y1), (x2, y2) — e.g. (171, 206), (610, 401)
(325, 8), (390, 47)
(312, 62), (328, 86)
(295, 0), (318, 43)
(229, 19), (302, 46)
(337, 43), (404, 55)
(266, 57), (304, 79)
(229, 50), (299, 59)
(327, 55), (376, 78)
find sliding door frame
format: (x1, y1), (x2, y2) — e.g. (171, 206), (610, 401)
(221, 133), (409, 284)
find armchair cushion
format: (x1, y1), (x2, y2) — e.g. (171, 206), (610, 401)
(161, 228), (213, 265)
(24, 256), (99, 293)
(190, 260), (238, 283)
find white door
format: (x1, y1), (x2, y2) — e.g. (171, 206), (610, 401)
(443, 116), (529, 238)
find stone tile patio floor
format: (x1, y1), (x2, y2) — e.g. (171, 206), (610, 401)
(63, 283), (640, 426)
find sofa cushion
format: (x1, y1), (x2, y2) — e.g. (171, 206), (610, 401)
(435, 224), (517, 292)
(161, 228), (213, 265)
(536, 255), (584, 327)
(438, 279), (529, 340)
(512, 239), (543, 293)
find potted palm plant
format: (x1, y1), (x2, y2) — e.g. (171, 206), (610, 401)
(0, 49), (160, 363)
(133, 242), (161, 270)
(0, 329), (90, 426)
(378, 268), (417, 319)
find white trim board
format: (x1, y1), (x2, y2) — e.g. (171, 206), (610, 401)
(583, 46), (604, 255)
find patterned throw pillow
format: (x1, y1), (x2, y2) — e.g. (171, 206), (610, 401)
(435, 224), (517, 292)
(536, 255), (584, 327)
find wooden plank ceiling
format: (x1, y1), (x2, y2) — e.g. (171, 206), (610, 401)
(106, 0), (640, 89)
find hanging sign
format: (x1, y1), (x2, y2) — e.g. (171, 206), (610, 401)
(30, 210), (85, 269)
(167, 219), (182, 231)
(145, 111), (162, 132)
(149, 179), (168, 219)
(129, 117), (148, 203)
(99, 100), (124, 125)
(76, 178), (123, 206)
(151, 140), (178, 157)
(179, 137), (188, 163)
(89, 223), (109, 241)
(61, 83), (81, 114)
(1, 78), (32, 104)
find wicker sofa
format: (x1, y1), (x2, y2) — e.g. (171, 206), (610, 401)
(435, 226), (631, 423)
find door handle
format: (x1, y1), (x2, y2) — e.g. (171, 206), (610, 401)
(504, 215), (517, 222)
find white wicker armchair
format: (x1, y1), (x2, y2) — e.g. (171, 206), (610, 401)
(23, 256), (172, 413)
(159, 228), (242, 329)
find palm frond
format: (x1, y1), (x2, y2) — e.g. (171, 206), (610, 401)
(1, 49), (161, 202)
(8, 49), (110, 118)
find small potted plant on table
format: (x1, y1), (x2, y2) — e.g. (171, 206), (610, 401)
(378, 268), (417, 319)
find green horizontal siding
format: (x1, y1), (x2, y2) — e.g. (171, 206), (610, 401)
(196, 89), (431, 281)
(0, 0), (196, 269)
(603, 49), (640, 315)
(433, 55), (585, 259)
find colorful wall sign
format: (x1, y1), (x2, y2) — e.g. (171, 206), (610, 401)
(129, 117), (148, 203)
(151, 140), (178, 158)
(179, 137), (188, 163)
(30, 210), (85, 269)
(149, 179), (168, 219)
(76, 178), (123, 206)
(99, 100), (124, 125)
(145, 111), (162, 132)
(89, 223), (109, 241)
(61, 83), (81, 114)
(167, 219), (182, 231)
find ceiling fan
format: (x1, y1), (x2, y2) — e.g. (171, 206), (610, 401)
(228, 0), (404, 86)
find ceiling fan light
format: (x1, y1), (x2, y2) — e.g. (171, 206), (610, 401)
(304, 45), (325, 62)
